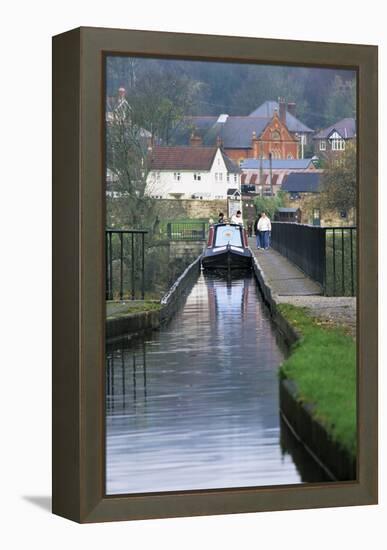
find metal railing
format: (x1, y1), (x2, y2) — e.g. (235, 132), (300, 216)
(270, 222), (356, 296)
(105, 229), (148, 301)
(165, 222), (207, 241)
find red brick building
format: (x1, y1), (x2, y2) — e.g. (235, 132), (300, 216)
(184, 99), (312, 164)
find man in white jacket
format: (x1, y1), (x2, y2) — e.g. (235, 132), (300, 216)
(257, 212), (271, 250)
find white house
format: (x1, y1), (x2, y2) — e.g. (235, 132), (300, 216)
(146, 146), (241, 200)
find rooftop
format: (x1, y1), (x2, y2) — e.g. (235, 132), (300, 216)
(282, 172), (322, 193)
(249, 101), (313, 133)
(313, 118), (356, 140)
(241, 158), (315, 170)
(148, 146), (240, 173)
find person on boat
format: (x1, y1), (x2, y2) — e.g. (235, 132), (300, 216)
(231, 210), (243, 225)
(257, 211), (272, 250)
(218, 212), (225, 223)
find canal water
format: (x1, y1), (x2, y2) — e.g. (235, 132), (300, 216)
(106, 272), (328, 495)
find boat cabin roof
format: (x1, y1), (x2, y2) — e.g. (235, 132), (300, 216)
(213, 223), (244, 248)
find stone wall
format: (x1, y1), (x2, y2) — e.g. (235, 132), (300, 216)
(156, 198), (228, 220)
(283, 193), (356, 226)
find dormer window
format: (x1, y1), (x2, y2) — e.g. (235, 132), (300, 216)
(320, 140), (326, 151)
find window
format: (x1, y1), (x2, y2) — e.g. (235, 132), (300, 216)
(214, 225), (243, 247)
(320, 140), (326, 151)
(271, 130), (280, 140)
(227, 173), (230, 182)
(156, 172), (160, 180)
(234, 174), (238, 183)
(287, 154), (293, 159)
(215, 173), (218, 182)
(174, 172), (181, 181)
(219, 173), (223, 181)
(331, 138), (345, 151)
(193, 173), (201, 181)
(340, 210), (347, 219)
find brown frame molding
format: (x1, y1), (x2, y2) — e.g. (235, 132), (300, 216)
(52, 26), (378, 523)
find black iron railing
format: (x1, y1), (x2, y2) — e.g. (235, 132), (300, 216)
(165, 222), (207, 241)
(105, 229), (148, 301)
(270, 222), (356, 296)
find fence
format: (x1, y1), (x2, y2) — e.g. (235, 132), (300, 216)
(270, 222), (357, 296)
(105, 229), (148, 301)
(165, 221), (207, 241)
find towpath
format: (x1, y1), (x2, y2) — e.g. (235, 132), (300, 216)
(248, 237), (356, 338)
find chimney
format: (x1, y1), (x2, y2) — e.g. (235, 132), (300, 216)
(190, 132), (203, 147)
(287, 102), (296, 117)
(279, 97), (286, 124)
(251, 131), (259, 159)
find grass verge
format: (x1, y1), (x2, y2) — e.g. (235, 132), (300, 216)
(106, 300), (161, 320)
(278, 303), (356, 458)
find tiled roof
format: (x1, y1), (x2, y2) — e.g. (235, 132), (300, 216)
(313, 118), (356, 140)
(148, 146), (241, 173)
(205, 117), (270, 148)
(282, 172), (322, 193)
(149, 146), (217, 170)
(249, 101), (313, 133)
(241, 158), (314, 170)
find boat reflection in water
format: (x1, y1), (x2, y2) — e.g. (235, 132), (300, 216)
(105, 272), (328, 495)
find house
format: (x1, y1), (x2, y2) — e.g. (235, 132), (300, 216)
(281, 172), (323, 225)
(281, 172), (355, 226)
(240, 158), (320, 196)
(248, 99), (314, 155)
(313, 118), (356, 158)
(146, 146), (241, 200)
(182, 98), (313, 163)
(274, 207), (302, 223)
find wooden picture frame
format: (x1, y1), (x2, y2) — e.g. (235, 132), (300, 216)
(52, 26), (378, 523)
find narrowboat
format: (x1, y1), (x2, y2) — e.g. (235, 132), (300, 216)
(202, 223), (252, 270)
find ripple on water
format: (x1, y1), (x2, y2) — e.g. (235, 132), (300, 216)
(105, 272), (328, 494)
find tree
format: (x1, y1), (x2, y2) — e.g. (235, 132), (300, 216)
(254, 191), (285, 219)
(320, 142), (357, 213)
(324, 76), (356, 125)
(106, 95), (157, 230)
(129, 69), (202, 145)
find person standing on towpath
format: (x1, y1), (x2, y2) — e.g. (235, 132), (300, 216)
(257, 211), (272, 250)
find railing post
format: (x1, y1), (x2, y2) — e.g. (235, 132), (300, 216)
(141, 232), (145, 300)
(119, 233), (123, 301)
(109, 231), (113, 300)
(131, 232), (135, 300)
